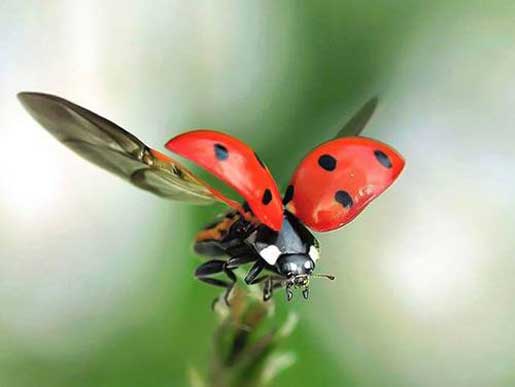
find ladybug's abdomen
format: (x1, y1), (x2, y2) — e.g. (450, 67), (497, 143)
(194, 211), (257, 258)
(194, 213), (238, 257)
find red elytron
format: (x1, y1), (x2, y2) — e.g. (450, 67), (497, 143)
(166, 130), (283, 231)
(286, 136), (405, 232)
(18, 92), (404, 303)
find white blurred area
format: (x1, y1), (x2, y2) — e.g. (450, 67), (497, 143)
(1, 2), (515, 387)
(0, 0), (275, 353)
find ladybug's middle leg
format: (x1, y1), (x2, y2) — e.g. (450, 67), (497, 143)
(243, 261), (266, 285)
(195, 259), (234, 305)
(226, 254), (257, 269)
(195, 260), (230, 286)
(220, 255), (260, 304)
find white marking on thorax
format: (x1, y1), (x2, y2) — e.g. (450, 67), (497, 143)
(259, 245), (282, 265)
(308, 245), (319, 262)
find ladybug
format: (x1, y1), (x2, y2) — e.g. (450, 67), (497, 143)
(18, 92), (405, 303)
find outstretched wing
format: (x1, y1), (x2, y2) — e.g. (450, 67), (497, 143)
(17, 92), (231, 205)
(284, 136), (405, 232)
(335, 96), (378, 138)
(166, 130), (283, 231)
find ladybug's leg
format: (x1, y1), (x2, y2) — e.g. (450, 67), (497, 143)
(195, 259), (239, 306)
(248, 275), (285, 301)
(226, 254), (257, 269)
(286, 283), (294, 302)
(263, 277), (274, 301)
(246, 274), (272, 301)
(244, 261), (266, 285)
(223, 255), (260, 305)
(248, 275), (284, 286)
(247, 275), (268, 285)
(195, 260), (230, 287)
(195, 259), (225, 276)
(223, 266), (237, 306)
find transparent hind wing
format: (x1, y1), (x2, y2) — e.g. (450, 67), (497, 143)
(335, 96), (378, 138)
(18, 92), (221, 204)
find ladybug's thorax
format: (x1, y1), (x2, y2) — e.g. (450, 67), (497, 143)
(249, 211), (319, 280)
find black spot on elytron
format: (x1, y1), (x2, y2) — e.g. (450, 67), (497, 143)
(214, 144), (229, 160)
(262, 189), (273, 205)
(318, 154), (337, 171)
(374, 150), (392, 169)
(283, 184), (294, 205)
(335, 190), (353, 209)
(254, 152), (266, 169)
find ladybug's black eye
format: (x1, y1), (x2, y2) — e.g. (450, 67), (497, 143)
(303, 259), (314, 273)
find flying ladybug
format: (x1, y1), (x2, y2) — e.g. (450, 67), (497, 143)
(18, 92), (405, 304)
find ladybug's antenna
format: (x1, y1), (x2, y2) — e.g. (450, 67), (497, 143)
(312, 274), (336, 281)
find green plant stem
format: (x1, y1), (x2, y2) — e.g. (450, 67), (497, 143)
(189, 285), (297, 387)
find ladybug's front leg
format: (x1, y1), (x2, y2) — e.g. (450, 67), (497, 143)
(248, 274), (285, 301)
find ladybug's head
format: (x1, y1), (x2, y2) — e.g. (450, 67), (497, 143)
(276, 253), (313, 300)
(276, 253), (314, 277)
(276, 253), (334, 300)
(253, 211), (335, 300)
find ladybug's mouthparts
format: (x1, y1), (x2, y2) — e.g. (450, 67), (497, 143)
(293, 274), (309, 287)
(285, 275), (310, 301)
(285, 273), (336, 302)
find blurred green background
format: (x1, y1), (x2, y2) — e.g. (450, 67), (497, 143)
(2, 1), (515, 386)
